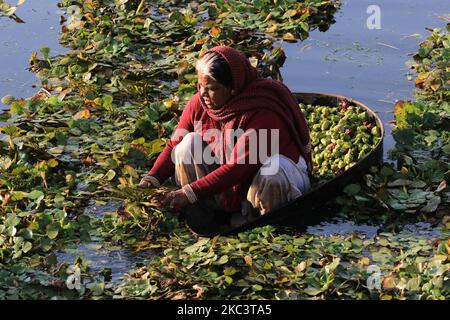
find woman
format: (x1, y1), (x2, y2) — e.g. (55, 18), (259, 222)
(139, 46), (312, 227)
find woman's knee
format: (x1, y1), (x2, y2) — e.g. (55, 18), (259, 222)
(255, 172), (287, 192)
(258, 154), (291, 176)
(174, 132), (203, 161)
(248, 154), (308, 213)
(248, 170), (286, 203)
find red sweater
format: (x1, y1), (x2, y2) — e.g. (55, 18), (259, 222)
(148, 95), (301, 212)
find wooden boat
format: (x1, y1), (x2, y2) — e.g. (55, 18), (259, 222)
(185, 92), (385, 237)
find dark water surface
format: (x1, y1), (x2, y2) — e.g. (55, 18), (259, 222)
(56, 201), (154, 283)
(283, 0), (449, 156)
(0, 1), (63, 109)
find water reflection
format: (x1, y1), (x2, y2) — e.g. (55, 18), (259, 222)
(0, 1), (64, 112)
(307, 218), (379, 238)
(283, 0), (449, 157)
(307, 218), (442, 242)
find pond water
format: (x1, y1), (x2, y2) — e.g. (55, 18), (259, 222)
(0, 1), (64, 109)
(56, 201), (154, 283)
(283, 0), (449, 157)
(1, 1), (448, 282)
(306, 218), (441, 240)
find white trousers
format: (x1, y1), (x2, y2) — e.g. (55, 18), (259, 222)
(173, 132), (310, 224)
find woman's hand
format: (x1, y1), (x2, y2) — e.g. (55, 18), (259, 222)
(164, 189), (190, 211)
(139, 175), (158, 188)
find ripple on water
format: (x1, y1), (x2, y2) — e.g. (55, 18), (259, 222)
(307, 218), (379, 238)
(56, 240), (153, 283)
(306, 217), (444, 243)
(397, 221), (441, 239)
(56, 200), (154, 283)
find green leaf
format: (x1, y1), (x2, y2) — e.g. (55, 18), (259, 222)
(1, 125), (19, 136)
(102, 95), (113, 108)
(424, 134), (437, 145)
(27, 190), (44, 200)
(380, 166), (394, 177)
(46, 224), (60, 240)
(14, 236), (24, 246)
(6, 226), (17, 237)
(47, 159), (59, 168)
(40, 47), (50, 59)
(5, 215), (20, 227)
(78, 119), (91, 132)
(406, 277), (421, 292)
(55, 131), (68, 145)
(184, 238), (209, 253)
(105, 169), (116, 181)
(388, 201), (410, 211)
(442, 144), (450, 155)
(393, 129), (415, 146)
(150, 139), (166, 155)
(422, 112), (440, 129)
(223, 267), (236, 276)
(299, 22), (309, 33)
(303, 287), (324, 296)
(325, 257), (340, 274)
(10, 99), (25, 113)
(55, 210), (67, 220)
(22, 241), (32, 253)
(80, 230), (91, 242)
(421, 196), (441, 213)
(1, 95), (15, 105)
(144, 104), (160, 121)
(86, 282), (105, 296)
(19, 228), (33, 240)
(344, 184), (361, 196)
(252, 284), (263, 291)
(48, 146), (64, 155)
(217, 255), (229, 265)
(387, 179), (412, 187)
(224, 276), (233, 284)
(40, 238), (53, 252)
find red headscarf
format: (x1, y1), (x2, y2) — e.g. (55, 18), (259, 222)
(198, 46), (313, 175)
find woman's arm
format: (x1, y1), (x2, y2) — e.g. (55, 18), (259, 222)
(188, 111), (296, 200)
(145, 97), (197, 185)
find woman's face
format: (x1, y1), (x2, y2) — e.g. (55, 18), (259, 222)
(198, 72), (233, 109)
